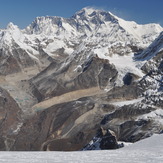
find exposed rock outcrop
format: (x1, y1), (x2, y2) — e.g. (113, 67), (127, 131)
(0, 87), (22, 151)
(83, 128), (119, 150)
(30, 55), (118, 100)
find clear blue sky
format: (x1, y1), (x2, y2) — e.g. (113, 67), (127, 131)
(0, 0), (163, 29)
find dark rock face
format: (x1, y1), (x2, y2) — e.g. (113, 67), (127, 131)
(30, 56), (118, 100)
(0, 42), (38, 75)
(0, 40), (52, 75)
(105, 83), (142, 101)
(0, 50), (21, 75)
(0, 87), (21, 151)
(82, 128), (119, 150)
(0, 51), (120, 151)
(100, 102), (162, 143)
(123, 73), (140, 85)
(99, 129), (118, 150)
(141, 50), (163, 74)
(118, 119), (153, 142)
(10, 98), (103, 151)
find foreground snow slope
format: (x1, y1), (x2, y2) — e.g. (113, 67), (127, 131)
(0, 134), (162, 163)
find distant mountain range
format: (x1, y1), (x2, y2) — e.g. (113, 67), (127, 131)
(0, 7), (162, 75)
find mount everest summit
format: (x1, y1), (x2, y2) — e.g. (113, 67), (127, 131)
(0, 7), (162, 151)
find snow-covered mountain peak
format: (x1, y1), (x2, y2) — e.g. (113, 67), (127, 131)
(74, 7), (102, 16)
(107, 13), (163, 45)
(24, 7), (162, 46)
(0, 22), (40, 65)
(6, 22), (19, 31)
(73, 7), (117, 23)
(25, 16), (61, 35)
(77, 7), (98, 16)
(26, 7), (120, 36)
(0, 22), (25, 46)
(20, 7), (163, 65)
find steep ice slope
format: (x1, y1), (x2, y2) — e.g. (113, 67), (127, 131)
(0, 23), (40, 61)
(0, 23), (38, 58)
(112, 12), (162, 46)
(0, 134), (162, 163)
(136, 31), (163, 60)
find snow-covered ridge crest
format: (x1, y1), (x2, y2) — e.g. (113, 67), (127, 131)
(25, 7), (162, 42)
(109, 12), (163, 45)
(6, 22), (19, 30)
(0, 22), (40, 65)
(0, 7), (162, 75)
(136, 31), (163, 60)
(75, 7), (101, 16)
(0, 22), (24, 48)
(25, 16), (65, 35)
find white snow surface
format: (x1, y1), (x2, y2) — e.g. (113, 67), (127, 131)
(95, 52), (145, 86)
(0, 22), (40, 61)
(112, 12), (163, 46)
(110, 97), (144, 107)
(138, 109), (163, 125)
(0, 134), (162, 163)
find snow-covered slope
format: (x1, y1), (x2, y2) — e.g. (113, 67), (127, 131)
(26, 7), (162, 45)
(0, 134), (162, 163)
(0, 23), (40, 60)
(112, 12), (162, 46)
(136, 31), (163, 60)
(25, 7), (163, 58)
